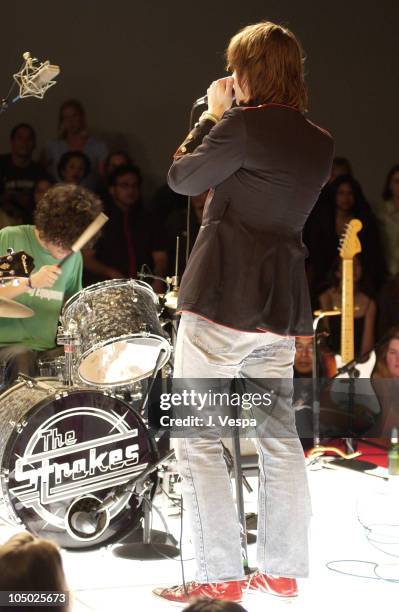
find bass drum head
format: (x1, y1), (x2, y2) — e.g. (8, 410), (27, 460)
(78, 335), (171, 387)
(1, 382), (158, 551)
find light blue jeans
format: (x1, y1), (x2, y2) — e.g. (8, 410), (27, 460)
(173, 312), (311, 582)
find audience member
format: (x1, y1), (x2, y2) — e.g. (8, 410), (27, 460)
(318, 255), (376, 357)
(0, 532), (70, 612)
(373, 327), (399, 379)
(0, 192), (25, 229)
(376, 164), (399, 277)
(44, 99), (108, 190)
(58, 151), (91, 185)
(104, 151), (132, 182)
(305, 174), (385, 303)
(83, 164), (168, 291)
(165, 190), (208, 275)
(294, 336), (313, 376)
(33, 176), (53, 208)
(371, 327), (399, 439)
(378, 274), (399, 339)
(184, 600), (248, 612)
(0, 123), (45, 222)
(98, 150), (133, 200)
(330, 156), (353, 182)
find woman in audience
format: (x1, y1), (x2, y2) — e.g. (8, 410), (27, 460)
(371, 327), (399, 440)
(376, 164), (399, 278)
(306, 174), (386, 303)
(373, 326), (399, 379)
(44, 99), (107, 190)
(58, 151), (91, 186)
(318, 255), (376, 358)
(0, 532), (70, 612)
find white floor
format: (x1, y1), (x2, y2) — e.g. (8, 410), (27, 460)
(1, 459), (398, 611)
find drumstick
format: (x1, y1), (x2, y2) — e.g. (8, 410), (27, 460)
(58, 213), (109, 268)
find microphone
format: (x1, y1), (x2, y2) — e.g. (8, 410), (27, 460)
(13, 52), (60, 99)
(193, 94), (208, 108)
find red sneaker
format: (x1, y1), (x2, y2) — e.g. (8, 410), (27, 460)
(249, 570), (298, 597)
(153, 579), (245, 603)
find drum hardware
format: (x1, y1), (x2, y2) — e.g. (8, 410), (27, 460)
(57, 322), (80, 386)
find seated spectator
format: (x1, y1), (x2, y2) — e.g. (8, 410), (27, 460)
(330, 156), (353, 182)
(0, 532), (70, 612)
(165, 190), (208, 275)
(376, 164), (399, 278)
(294, 336), (313, 377)
(0, 192), (25, 229)
(98, 150), (133, 199)
(378, 274), (399, 339)
(33, 176), (53, 209)
(0, 123), (45, 222)
(305, 174), (386, 303)
(373, 327), (399, 379)
(371, 327), (399, 439)
(104, 151), (132, 183)
(44, 99), (108, 190)
(318, 255), (376, 357)
(58, 151), (91, 186)
(83, 164), (168, 292)
(184, 600), (248, 612)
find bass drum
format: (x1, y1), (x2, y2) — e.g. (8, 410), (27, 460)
(0, 378), (158, 551)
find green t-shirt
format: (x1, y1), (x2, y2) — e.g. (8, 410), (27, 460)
(0, 225), (82, 350)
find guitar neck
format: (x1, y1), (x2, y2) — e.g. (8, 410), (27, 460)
(341, 259), (354, 364)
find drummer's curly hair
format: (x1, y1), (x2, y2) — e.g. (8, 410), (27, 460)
(34, 184), (102, 249)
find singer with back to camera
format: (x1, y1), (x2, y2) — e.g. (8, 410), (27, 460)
(153, 21), (334, 604)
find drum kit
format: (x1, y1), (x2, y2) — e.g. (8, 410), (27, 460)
(0, 275), (178, 552)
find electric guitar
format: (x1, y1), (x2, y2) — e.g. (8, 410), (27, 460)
(335, 219), (375, 377)
(0, 249), (34, 283)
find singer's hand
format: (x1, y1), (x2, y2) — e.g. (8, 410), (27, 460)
(207, 77), (234, 120)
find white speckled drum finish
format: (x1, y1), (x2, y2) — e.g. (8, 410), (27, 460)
(62, 279), (171, 387)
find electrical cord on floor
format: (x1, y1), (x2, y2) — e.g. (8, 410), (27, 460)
(145, 495), (194, 563)
(326, 559), (399, 582)
(325, 495), (399, 582)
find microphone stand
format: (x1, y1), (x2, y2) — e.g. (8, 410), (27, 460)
(112, 349), (179, 559)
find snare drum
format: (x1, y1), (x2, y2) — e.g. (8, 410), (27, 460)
(62, 279), (171, 387)
(0, 377), (158, 550)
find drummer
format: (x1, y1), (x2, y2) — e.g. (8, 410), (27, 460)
(0, 183), (102, 387)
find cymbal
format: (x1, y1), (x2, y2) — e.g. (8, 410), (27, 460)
(0, 297), (34, 318)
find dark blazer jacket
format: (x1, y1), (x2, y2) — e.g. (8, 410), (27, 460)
(168, 103), (334, 336)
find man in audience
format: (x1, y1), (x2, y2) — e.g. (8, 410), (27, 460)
(0, 184), (102, 386)
(83, 164), (168, 291)
(0, 123), (45, 222)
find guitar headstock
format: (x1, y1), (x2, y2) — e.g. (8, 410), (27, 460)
(339, 219), (363, 260)
(0, 249), (34, 282)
